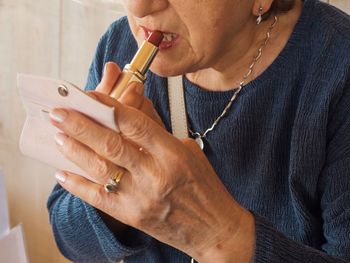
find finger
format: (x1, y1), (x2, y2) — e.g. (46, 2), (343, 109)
(139, 97), (165, 128)
(50, 98), (175, 156)
(88, 90), (165, 128)
(95, 62), (121, 94)
(114, 103), (175, 152)
(54, 132), (127, 185)
(87, 90), (118, 106)
(88, 82), (144, 110)
(50, 109), (147, 173)
(118, 82), (144, 109)
(54, 170), (124, 220)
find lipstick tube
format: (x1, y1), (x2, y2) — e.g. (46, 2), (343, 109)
(109, 31), (163, 99)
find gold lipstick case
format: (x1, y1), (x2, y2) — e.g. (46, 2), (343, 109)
(109, 40), (159, 99)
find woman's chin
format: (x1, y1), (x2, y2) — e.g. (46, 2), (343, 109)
(149, 59), (192, 78)
(150, 63), (183, 78)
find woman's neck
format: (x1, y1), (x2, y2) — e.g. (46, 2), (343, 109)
(185, 0), (303, 92)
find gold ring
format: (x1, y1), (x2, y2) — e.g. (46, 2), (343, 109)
(104, 170), (125, 193)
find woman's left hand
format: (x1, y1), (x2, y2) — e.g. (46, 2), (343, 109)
(50, 93), (255, 262)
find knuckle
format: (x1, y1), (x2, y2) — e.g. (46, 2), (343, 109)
(129, 115), (150, 141)
(103, 131), (123, 159)
(69, 117), (87, 137)
(91, 156), (110, 180)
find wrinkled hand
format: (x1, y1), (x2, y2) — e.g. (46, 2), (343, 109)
(50, 62), (255, 262)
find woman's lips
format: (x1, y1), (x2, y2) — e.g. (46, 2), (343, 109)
(141, 26), (179, 50)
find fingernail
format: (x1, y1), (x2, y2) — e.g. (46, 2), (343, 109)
(50, 109), (67, 123)
(55, 133), (68, 146)
(55, 171), (67, 183)
(135, 84), (144, 95)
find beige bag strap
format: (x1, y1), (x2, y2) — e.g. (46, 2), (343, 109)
(167, 76), (189, 138)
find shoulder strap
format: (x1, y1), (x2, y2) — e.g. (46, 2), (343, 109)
(167, 76), (189, 138)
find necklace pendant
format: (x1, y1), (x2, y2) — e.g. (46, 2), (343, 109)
(194, 136), (204, 150)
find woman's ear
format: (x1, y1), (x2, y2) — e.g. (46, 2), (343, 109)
(252, 0), (274, 16)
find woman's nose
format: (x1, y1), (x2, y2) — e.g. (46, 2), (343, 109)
(123, 0), (168, 18)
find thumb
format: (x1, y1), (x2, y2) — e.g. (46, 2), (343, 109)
(95, 62), (121, 94)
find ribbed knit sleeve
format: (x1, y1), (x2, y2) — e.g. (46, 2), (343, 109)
(47, 185), (152, 262)
(253, 213), (349, 262)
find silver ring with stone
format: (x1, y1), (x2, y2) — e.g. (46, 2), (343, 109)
(104, 170), (124, 193)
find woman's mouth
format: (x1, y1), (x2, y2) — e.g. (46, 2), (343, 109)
(141, 26), (179, 50)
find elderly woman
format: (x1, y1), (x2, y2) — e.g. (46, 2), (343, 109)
(47, 0), (350, 262)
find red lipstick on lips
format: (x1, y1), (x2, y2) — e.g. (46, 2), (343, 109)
(142, 26), (179, 51)
(147, 30), (164, 47)
(109, 31), (164, 99)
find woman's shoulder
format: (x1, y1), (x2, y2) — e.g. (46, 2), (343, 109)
(105, 16), (132, 42)
(315, 0), (350, 37)
(312, 0), (350, 49)
(295, 1), (350, 91)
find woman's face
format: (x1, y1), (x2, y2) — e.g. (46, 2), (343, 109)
(123, 0), (256, 77)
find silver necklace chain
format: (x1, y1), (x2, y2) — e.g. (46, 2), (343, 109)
(188, 16), (278, 150)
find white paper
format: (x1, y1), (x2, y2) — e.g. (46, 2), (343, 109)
(0, 169), (9, 239)
(0, 225), (28, 263)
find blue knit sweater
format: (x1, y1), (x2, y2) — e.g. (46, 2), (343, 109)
(48, 0), (350, 262)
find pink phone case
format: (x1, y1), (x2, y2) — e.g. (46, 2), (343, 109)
(17, 74), (119, 181)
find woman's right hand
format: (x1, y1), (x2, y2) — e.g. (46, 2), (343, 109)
(85, 61), (165, 248)
(89, 61), (165, 128)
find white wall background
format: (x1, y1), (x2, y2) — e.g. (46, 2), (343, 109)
(0, 0), (348, 262)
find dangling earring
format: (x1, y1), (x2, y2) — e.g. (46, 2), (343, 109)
(256, 7), (263, 25)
